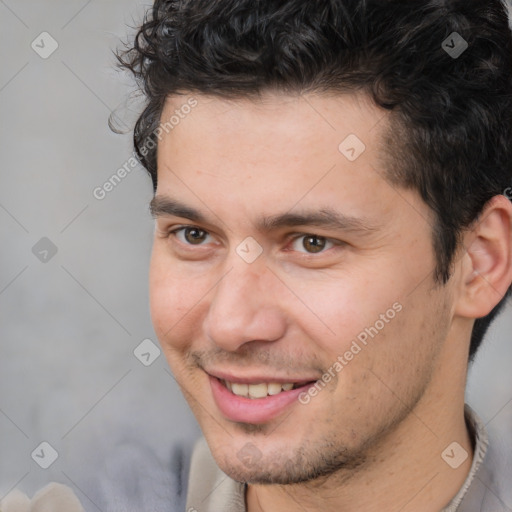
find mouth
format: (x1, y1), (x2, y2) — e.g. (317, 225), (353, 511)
(220, 379), (315, 399)
(208, 374), (318, 424)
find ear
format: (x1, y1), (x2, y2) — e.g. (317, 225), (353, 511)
(455, 194), (512, 319)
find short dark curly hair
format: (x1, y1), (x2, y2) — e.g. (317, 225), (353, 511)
(117, 0), (512, 360)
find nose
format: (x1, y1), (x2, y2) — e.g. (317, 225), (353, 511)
(203, 259), (287, 352)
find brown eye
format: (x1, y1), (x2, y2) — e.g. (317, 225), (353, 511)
(183, 227), (208, 244)
(302, 235), (327, 253)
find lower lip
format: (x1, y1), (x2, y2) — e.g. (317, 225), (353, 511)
(209, 376), (315, 424)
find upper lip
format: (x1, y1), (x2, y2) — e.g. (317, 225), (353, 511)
(205, 368), (319, 385)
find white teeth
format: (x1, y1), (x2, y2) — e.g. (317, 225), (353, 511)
(225, 381), (298, 398)
(267, 383), (283, 395)
(231, 383), (248, 397)
(248, 383), (268, 399)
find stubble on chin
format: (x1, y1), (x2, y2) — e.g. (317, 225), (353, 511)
(216, 438), (369, 486)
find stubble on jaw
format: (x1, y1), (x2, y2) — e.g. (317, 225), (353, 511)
(223, 437), (369, 486)
(181, 309), (447, 488)
(215, 364), (431, 487)
(169, 248), (454, 488)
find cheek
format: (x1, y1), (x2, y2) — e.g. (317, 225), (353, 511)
(300, 266), (441, 391)
(293, 272), (393, 355)
(149, 251), (209, 352)
(348, 290), (450, 401)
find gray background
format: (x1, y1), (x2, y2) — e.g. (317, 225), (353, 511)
(0, 0), (511, 509)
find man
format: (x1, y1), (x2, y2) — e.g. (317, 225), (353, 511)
(119, 0), (512, 510)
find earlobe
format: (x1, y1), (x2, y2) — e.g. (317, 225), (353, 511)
(455, 194), (512, 319)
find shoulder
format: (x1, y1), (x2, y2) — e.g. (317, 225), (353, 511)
(457, 409), (512, 511)
(186, 438), (246, 512)
(474, 426), (512, 510)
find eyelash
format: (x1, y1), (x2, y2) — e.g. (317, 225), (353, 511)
(166, 225), (341, 255)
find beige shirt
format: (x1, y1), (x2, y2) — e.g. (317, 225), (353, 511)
(0, 483), (84, 512)
(186, 404), (511, 511)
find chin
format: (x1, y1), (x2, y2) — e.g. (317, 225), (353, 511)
(213, 442), (368, 486)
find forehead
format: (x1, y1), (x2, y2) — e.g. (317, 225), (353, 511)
(157, 91), (386, 178)
(153, 91), (424, 230)
(159, 91), (385, 154)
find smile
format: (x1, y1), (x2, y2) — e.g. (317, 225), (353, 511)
(222, 380), (311, 399)
(209, 375), (317, 423)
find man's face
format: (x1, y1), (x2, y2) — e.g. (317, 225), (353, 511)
(149, 92), (456, 483)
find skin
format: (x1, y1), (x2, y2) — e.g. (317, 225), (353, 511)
(149, 91), (512, 511)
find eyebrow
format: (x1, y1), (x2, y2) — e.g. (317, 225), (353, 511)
(258, 209), (379, 234)
(150, 196), (207, 223)
(150, 196), (379, 234)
